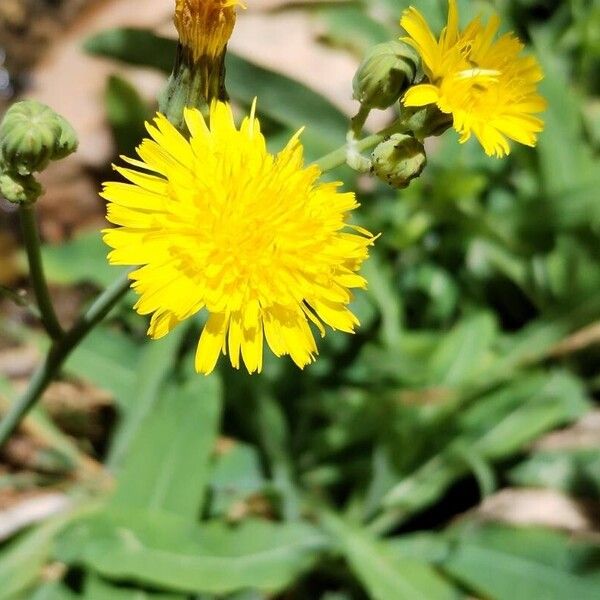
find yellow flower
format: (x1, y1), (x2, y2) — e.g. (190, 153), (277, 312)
(102, 102), (374, 375)
(174, 0), (243, 62)
(400, 0), (546, 157)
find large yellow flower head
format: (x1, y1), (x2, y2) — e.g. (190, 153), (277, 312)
(102, 102), (374, 375)
(174, 0), (243, 62)
(400, 0), (546, 157)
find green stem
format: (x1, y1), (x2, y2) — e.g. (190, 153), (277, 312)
(315, 116), (409, 173)
(19, 204), (64, 340)
(0, 271), (131, 448)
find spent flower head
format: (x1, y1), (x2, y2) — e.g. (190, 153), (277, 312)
(174, 0), (243, 62)
(400, 0), (546, 157)
(102, 102), (375, 375)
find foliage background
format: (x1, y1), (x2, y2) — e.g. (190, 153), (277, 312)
(1, 0), (599, 598)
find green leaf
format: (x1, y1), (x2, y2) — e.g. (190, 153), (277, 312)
(111, 372), (222, 518)
(40, 231), (117, 288)
(225, 53), (348, 158)
(381, 371), (590, 517)
(441, 524), (600, 600)
(362, 254), (404, 348)
(56, 509), (327, 595)
(0, 518), (68, 600)
(83, 28), (174, 72)
(208, 441), (266, 518)
(28, 581), (79, 600)
(105, 74), (152, 156)
(83, 574), (184, 599)
(428, 312), (497, 386)
(508, 449), (600, 498)
(254, 394), (301, 520)
(316, 5), (392, 53)
(530, 27), (600, 228)
(319, 511), (460, 600)
(64, 326), (141, 407)
(107, 328), (187, 466)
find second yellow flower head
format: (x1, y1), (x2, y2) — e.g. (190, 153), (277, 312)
(401, 0), (546, 157)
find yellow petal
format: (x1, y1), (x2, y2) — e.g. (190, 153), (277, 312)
(196, 312), (229, 375)
(400, 7), (440, 75)
(403, 84), (441, 107)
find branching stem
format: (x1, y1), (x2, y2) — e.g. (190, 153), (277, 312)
(0, 272), (131, 448)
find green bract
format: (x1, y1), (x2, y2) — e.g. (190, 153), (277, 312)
(0, 171), (43, 204)
(403, 104), (454, 140)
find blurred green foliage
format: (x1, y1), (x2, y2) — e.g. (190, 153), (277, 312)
(1, 0), (600, 598)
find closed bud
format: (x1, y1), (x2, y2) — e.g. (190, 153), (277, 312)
(0, 171), (43, 205)
(371, 133), (426, 189)
(0, 100), (78, 176)
(353, 41), (419, 110)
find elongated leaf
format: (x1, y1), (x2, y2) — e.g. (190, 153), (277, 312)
(428, 312), (497, 385)
(320, 511), (460, 600)
(388, 524), (600, 600)
(208, 440), (266, 518)
(64, 326), (141, 407)
(107, 327), (187, 466)
(442, 524), (600, 600)
(255, 394), (301, 519)
(41, 231), (119, 288)
(382, 371), (590, 516)
(0, 517), (69, 600)
(529, 27), (600, 229)
(56, 509), (327, 595)
(508, 449), (600, 498)
(84, 574), (184, 600)
(112, 373), (222, 517)
(316, 5), (392, 53)
(105, 74), (152, 155)
(28, 582), (78, 600)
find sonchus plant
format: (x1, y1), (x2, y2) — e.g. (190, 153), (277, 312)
(0, 0), (545, 444)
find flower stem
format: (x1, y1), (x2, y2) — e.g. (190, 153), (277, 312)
(19, 204), (64, 340)
(0, 271), (131, 448)
(315, 116), (409, 173)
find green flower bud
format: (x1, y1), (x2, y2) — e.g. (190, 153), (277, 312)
(353, 41), (419, 110)
(0, 171), (43, 204)
(0, 100), (78, 176)
(402, 104), (453, 140)
(371, 133), (427, 189)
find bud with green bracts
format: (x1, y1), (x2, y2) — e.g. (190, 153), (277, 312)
(0, 171), (43, 204)
(402, 104), (453, 141)
(353, 41), (419, 110)
(0, 100), (78, 176)
(159, 44), (228, 131)
(371, 133), (427, 189)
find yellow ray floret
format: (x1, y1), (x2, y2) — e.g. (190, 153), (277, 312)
(102, 102), (375, 375)
(174, 0), (244, 61)
(400, 0), (546, 157)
